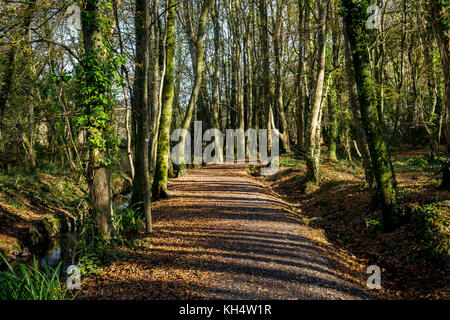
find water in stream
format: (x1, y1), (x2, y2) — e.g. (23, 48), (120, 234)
(33, 194), (130, 271)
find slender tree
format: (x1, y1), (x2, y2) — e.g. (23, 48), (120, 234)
(306, 1), (328, 183)
(153, 0), (176, 199)
(176, 0), (212, 175)
(131, 0), (152, 233)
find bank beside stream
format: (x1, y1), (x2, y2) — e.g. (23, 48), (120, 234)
(0, 167), (130, 264)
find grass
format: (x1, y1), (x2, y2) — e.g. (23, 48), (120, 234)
(279, 156), (306, 168)
(392, 154), (443, 173)
(0, 254), (75, 300)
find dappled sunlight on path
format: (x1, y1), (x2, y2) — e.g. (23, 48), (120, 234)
(81, 164), (372, 300)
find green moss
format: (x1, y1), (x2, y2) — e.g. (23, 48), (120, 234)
(412, 202), (450, 262)
(0, 237), (22, 258)
(152, 0), (176, 200)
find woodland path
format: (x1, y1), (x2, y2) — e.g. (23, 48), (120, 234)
(82, 164), (372, 300)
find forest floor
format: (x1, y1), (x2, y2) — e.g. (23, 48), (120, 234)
(80, 164), (373, 300)
(248, 149), (449, 300)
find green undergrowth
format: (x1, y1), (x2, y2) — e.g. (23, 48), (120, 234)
(0, 253), (75, 300)
(0, 165), (86, 214)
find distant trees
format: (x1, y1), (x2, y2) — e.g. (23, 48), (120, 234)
(426, 0), (449, 154)
(176, 0), (211, 175)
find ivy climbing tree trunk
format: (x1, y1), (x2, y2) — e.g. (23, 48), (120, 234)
(152, 0), (176, 200)
(80, 0), (115, 239)
(342, 0), (398, 230)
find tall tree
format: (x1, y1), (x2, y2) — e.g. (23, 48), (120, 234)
(176, 0), (212, 175)
(131, 0), (152, 233)
(306, 0), (328, 183)
(80, 0), (118, 238)
(342, 0), (399, 230)
(297, 0), (306, 150)
(153, 0), (176, 199)
(259, 0), (273, 152)
(328, 11), (340, 162)
(273, 0), (291, 153)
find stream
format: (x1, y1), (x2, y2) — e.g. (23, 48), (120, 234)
(32, 194), (130, 271)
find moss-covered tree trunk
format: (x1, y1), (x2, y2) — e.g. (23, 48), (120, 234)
(342, 0), (398, 230)
(343, 19), (375, 188)
(152, 0), (176, 200)
(328, 24), (340, 162)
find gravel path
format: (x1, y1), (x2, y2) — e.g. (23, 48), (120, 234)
(82, 164), (372, 300)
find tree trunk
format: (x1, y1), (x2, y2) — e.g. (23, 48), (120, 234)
(152, 0), (176, 200)
(259, 0), (272, 152)
(273, 0), (291, 153)
(343, 19), (375, 188)
(81, 0), (114, 239)
(296, 0), (305, 150)
(342, 0), (398, 230)
(176, 0), (212, 175)
(131, 0), (152, 233)
(328, 25), (340, 162)
(113, 0), (135, 180)
(211, 0), (224, 161)
(306, 1), (328, 184)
